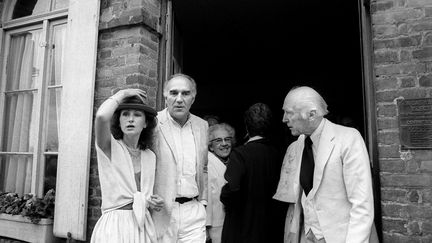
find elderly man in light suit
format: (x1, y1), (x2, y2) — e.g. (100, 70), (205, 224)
(273, 86), (377, 243)
(152, 74), (208, 242)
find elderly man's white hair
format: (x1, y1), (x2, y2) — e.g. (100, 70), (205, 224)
(288, 86), (329, 117)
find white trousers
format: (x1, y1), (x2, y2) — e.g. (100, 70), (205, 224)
(161, 200), (206, 243)
(208, 226), (222, 243)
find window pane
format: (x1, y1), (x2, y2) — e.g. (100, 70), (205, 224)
(53, 0), (69, 10)
(45, 88), (61, 152)
(6, 30), (44, 91)
(32, 0), (52, 15)
(0, 154), (33, 195)
(43, 155), (57, 194)
(12, 0), (38, 19)
(49, 24), (67, 86)
(12, 0), (69, 19)
(2, 92), (37, 153)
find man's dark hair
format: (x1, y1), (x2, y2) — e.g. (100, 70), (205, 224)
(244, 103), (272, 137)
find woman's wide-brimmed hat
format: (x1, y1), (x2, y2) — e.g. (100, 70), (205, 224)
(116, 95), (157, 116)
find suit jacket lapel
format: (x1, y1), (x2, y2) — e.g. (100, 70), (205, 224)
(293, 136), (305, 200)
(159, 109), (179, 163)
(309, 119), (335, 198)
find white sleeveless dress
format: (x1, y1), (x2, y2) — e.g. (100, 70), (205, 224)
(91, 135), (157, 243)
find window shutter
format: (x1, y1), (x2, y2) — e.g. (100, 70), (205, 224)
(53, 0), (100, 240)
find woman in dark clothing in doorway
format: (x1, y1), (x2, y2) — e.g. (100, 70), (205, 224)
(220, 103), (285, 243)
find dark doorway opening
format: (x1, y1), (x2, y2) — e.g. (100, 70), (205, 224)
(173, 0), (365, 148)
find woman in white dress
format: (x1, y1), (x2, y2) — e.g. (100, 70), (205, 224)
(91, 88), (164, 243)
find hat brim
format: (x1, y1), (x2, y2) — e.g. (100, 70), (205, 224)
(116, 103), (157, 116)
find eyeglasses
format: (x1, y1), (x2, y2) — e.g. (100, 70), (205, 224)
(210, 137), (233, 145)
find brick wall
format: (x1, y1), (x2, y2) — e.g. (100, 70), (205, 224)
(88, 0), (162, 240)
(371, 0), (432, 242)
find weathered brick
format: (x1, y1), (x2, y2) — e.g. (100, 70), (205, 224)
(423, 221), (432, 234)
(392, 9), (423, 23)
(375, 63), (426, 76)
(374, 24), (398, 37)
(382, 188), (408, 202)
(125, 74), (146, 84)
(398, 88), (428, 98)
(400, 50), (411, 62)
(376, 76), (398, 90)
(382, 218), (408, 233)
(378, 144), (400, 158)
(419, 74), (432, 87)
(406, 221), (420, 235)
(421, 189), (432, 203)
(100, 49), (112, 58)
(420, 160), (432, 172)
(382, 203), (408, 218)
(425, 33), (432, 46)
(426, 7), (432, 17)
(406, 0), (432, 7)
(406, 160), (420, 173)
(399, 76), (416, 88)
(399, 23), (409, 35)
(411, 21), (432, 32)
(399, 35), (421, 47)
(406, 205), (432, 219)
(378, 117), (399, 130)
(371, 1), (394, 13)
(112, 45), (141, 56)
(407, 190), (420, 203)
(97, 78), (118, 88)
(412, 47), (432, 59)
(396, 0), (407, 7)
(376, 90), (398, 102)
(378, 131), (400, 145)
(377, 103), (397, 116)
(149, 69), (157, 78)
(383, 233), (422, 243)
(374, 38), (397, 49)
(375, 50), (399, 63)
(381, 159), (406, 173)
(381, 174), (432, 187)
(412, 150), (432, 161)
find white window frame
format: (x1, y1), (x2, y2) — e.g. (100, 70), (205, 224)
(0, 16), (67, 197)
(0, 0), (100, 241)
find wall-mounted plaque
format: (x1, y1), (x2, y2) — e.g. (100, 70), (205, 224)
(397, 98), (432, 149)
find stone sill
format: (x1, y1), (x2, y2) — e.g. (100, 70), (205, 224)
(0, 214), (55, 243)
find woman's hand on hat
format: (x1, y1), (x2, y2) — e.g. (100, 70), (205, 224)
(113, 88), (147, 103)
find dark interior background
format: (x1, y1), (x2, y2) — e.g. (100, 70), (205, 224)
(173, 0), (364, 149)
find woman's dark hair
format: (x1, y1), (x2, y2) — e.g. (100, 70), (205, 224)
(244, 103), (272, 137)
(110, 96), (157, 150)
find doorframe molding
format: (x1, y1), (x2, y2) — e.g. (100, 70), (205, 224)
(358, 0), (382, 241)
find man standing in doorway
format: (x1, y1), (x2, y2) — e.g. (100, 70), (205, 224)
(152, 74), (208, 242)
(274, 86), (375, 243)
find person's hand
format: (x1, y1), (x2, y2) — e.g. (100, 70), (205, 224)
(112, 88), (147, 103)
(147, 194), (164, 212)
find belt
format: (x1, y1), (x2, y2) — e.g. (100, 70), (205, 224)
(117, 202), (133, 210)
(175, 197), (197, 204)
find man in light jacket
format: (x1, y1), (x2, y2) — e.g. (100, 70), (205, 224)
(274, 86), (377, 243)
(152, 74), (208, 242)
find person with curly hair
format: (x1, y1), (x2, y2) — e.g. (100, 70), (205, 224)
(220, 103), (284, 243)
(91, 88), (164, 243)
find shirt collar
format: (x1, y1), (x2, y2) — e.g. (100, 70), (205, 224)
(246, 135), (264, 144)
(166, 109), (191, 127)
(310, 118), (325, 146)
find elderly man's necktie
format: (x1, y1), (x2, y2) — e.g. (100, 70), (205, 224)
(300, 136), (314, 196)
